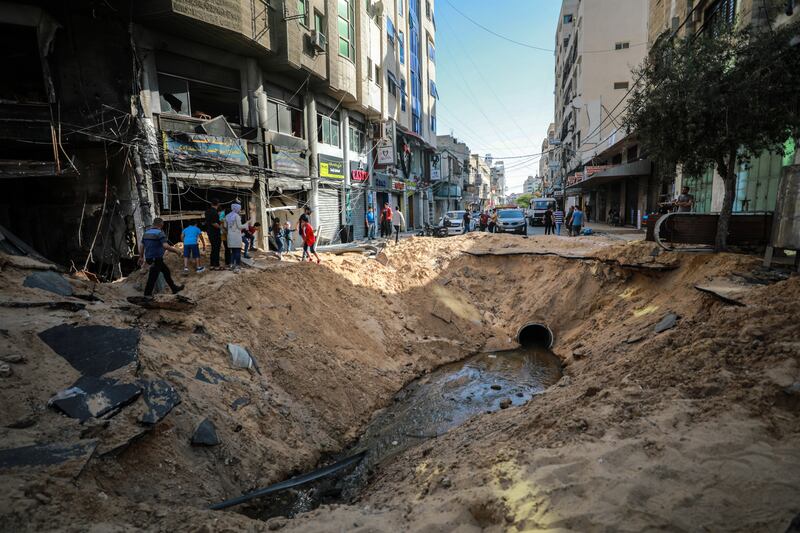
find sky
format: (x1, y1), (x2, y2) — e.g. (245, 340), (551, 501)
(434, 0), (561, 194)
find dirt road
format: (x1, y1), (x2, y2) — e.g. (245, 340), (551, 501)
(0, 233), (798, 531)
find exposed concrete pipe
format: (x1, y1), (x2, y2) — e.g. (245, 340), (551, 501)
(516, 323), (554, 350)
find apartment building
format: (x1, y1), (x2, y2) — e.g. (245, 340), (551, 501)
(539, 122), (556, 196)
(0, 0), (437, 275)
(489, 159), (506, 205)
(523, 176), (537, 195)
(647, 0), (799, 215)
(553, 0), (649, 225)
(434, 134), (468, 218)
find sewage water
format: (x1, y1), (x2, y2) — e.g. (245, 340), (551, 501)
(242, 347), (562, 520)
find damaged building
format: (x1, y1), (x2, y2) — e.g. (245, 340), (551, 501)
(0, 0), (438, 278)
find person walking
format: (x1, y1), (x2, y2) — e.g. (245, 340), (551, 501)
(543, 207), (554, 235)
(566, 206), (575, 236)
(392, 205), (406, 244)
(462, 210), (471, 234)
(380, 202), (393, 239)
(242, 221), (261, 258)
(181, 221), (206, 274)
(138, 218), (184, 297)
(553, 206), (564, 235)
(365, 206), (377, 241)
(225, 203), (249, 272)
(299, 213), (321, 263)
(204, 199), (222, 270)
(489, 210), (499, 233)
(479, 211), (489, 232)
(571, 206), (584, 237)
(298, 207), (311, 260)
(270, 217), (283, 259)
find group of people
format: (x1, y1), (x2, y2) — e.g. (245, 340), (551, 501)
(452, 210), (500, 233)
(137, 200), (324, 297)
(541, 205), (584, 236)
(366, 202), (406, 244)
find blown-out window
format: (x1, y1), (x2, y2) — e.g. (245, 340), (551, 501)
(267, 100), (304, 138)
(158, 73), (241, 124)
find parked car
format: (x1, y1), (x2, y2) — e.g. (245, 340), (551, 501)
(439, 210), (466, 235)
(495, 209), (528, 235)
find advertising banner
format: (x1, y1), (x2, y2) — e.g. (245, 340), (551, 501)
(319, 155), (344, 179)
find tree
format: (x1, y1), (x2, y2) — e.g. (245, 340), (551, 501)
(625, 19), (800, 250)
(515, 193), (532, 208)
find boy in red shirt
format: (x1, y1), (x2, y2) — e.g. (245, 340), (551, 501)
(300, 214), (321, 263)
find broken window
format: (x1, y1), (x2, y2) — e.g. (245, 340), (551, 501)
(267, 99), (305, 138)
(0, 23), (48, 103)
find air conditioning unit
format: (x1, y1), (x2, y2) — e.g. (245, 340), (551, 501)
(310, 30), (327, 53)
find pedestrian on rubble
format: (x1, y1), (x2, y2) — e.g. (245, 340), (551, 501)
(571, 206), (584, 237)
(243, 221), (261, 258)
(462, 210), (471, 234)
(380, 202), (393, 238)
(298, 207), (311, 261)
(225, 203), (249, 272)
(544, 207), (554, 235)
(181, 221), (206, 274)
(204, 199), (223, 270)
(283, 220), (293, 251)
(365, 206), (377, 241)
(270, 217), (283, 258)
(566, 206), (575, 236)
(300, 212), (321, 263)
(139, 218), (184, 297)
(554, 206), (564, 235)
(392, 205), (406, 244)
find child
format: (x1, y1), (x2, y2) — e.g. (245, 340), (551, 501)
(283, 221), (293, 251)
(242, 221), (261, 258)
(181, 222), (206, 273)
(270, 217), (283, 259)
(300, 214), (321, 264)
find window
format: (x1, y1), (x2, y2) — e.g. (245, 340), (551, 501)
(398, 0), (403, 17)
(349, 126), (365, 153)
(338, 0), (355, 61)
(614, 81), (629, 90)
(429, 79), (439, 99)
(627, 144), (639, 162)
(387, 71), (398, 96)
(430, 114), (436, 133)
(368, 58), (373, 81)
(375, 64), (382, 86)
(563, 37), (569, 48)
(426, 0), (432, 20)
(314, 11), (325, 36)
(158, 73), (242, 125)
(427, 39), (435, 63)
(267, 99), (304, 138)
(400, 78), (407, 111)
(387, 17), (395, 44)
(563, 14), (573, 24)
(703, 0), (737, 34)
(615, 42), (630, 50)
(297, 0), (309, 26)
(399, 31), (405, 64)
(318, 114), (340, 147)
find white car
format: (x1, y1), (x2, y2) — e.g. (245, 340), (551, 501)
(439, 210), (466, 235)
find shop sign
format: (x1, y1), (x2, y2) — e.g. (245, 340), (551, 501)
(431, 168), (441, 181)
(319, 155), (344, 179)
(165, 132), (248, 166)
(351, 170), (369, 182)
(375, 174), (389, 189)
(584, 165), (610, 177)
(404, 180), (416, 191)
(270, 146), (307, 176)
(392, 180), (405, 191)
(376, 138), (395, 165)
(566, 172), (585, 186)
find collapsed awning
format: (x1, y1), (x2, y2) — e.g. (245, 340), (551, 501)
(566, 159), (652, 191)
(169, 171), (255, 189)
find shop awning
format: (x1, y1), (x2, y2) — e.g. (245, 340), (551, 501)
(170, 171), (255, 190)
(566, 159), (652, 191)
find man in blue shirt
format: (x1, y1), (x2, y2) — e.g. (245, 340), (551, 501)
(138, 218), (184, 297)
(571, 207), (584, 237)
(181, 222), (206, 273)
(365, 207), (376, 241)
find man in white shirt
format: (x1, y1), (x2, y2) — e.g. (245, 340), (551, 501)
(392, 205), (406, 244)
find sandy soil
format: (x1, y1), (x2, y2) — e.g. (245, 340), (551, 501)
(0, 232), (798, 532)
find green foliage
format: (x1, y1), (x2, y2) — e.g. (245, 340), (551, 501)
(625, 20), (800, 248)
(515, 193), (532, 208)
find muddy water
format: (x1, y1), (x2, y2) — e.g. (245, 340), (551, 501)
(246, 348), (562, 520)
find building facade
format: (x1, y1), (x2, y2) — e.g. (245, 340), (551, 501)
(0, 0), (437, 276)
(434, 134), (468, 218)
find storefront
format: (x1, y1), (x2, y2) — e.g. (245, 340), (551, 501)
(349, 162), (370, 240)
(318, 154), (345, 243)
(565, 160), (652, 227)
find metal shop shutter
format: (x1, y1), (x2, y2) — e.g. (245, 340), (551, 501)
(351, 187), (367, 240)
(316, 186), (341, 244)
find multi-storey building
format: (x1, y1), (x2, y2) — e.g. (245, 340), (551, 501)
(553, 0), (648, 225)
(539, 123), (556, 196)
(434, 134), (468, 218)
(0, 0), (437, 275)
(523, 176), (537, 195)
(490, 159), (506, 205)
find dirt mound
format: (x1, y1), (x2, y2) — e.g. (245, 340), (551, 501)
(0, 233), (798, 532)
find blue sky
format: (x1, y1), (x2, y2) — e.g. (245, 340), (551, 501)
(434, 0), (561, 193)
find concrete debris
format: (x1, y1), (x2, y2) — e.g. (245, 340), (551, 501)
(231, 397), (251, 411)
(654, 313), (679, 333)
(228, 343), (254, 370)
(0, 353), (24, 364)
(38, 324), (139, 377)
(0, 363), (12, 377)
(23, 271), (73, 297)
(490, 384), (502, 391)
(626, 333), (647, 344)
(191, 418), (221, 446)
(195, 366), (226, 385)
(126, 295), (197, 311)
(49, 376), (142, 422)
(0, 300), (86, 312)
(139, 380), (181, 425)
(499, 398), (512, 409)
